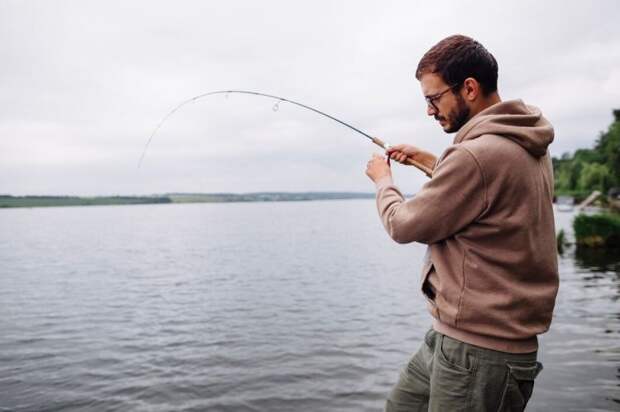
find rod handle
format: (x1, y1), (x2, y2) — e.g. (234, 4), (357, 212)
(371, 137), (433, 178)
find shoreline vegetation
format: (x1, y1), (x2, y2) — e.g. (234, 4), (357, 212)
(573, 213), (620, 248)
(553, 109), (619, 203)
(0, 192), (376, 209)
(553, 109), (620, 249)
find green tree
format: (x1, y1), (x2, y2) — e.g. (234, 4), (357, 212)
(553, 109), (620, 195)
(577, 163), (612, 192)
(593, 109), (620, 188)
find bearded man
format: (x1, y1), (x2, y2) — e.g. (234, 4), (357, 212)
(365, 35), (559, 411)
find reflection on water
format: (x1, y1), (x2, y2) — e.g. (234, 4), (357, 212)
(0, 203), (618, 411)
(575, 246), (620, 273)
(531, 209), (620, 411)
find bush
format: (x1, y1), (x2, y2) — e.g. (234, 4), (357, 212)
(556, 229), (567, 254)
(573, 213), (620, 247)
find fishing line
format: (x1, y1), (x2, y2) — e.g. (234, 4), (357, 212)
(138, 90), (432, 176)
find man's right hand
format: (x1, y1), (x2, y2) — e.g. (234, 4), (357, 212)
(386, 144), (437, 172)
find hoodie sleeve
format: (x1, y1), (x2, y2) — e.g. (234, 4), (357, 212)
(375, 146), (487, 244)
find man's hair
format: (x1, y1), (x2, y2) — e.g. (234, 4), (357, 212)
(415, 35), (498, 96)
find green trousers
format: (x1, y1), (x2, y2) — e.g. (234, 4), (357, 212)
(385, 329), (543, 412)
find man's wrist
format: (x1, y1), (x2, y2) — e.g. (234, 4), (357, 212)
(374, 175), (394, 190)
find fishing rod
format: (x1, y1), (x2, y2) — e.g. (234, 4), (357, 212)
(138, 90), (433, 177)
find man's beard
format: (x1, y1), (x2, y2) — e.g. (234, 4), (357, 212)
(437, 94), (470, 133)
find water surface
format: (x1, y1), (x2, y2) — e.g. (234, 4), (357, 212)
(0, 201), (618, 411)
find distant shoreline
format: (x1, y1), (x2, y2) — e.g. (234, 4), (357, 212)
(0, 192), (376, 209)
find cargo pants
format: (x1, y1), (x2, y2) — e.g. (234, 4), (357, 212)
(385, 329), (543, 412)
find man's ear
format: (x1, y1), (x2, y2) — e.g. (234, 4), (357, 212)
(462, 77), (480, 102)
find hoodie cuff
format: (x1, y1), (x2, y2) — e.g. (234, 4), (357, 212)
(374, 175), (394, 190)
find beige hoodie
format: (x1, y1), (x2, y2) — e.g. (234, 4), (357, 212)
(375, 100), (559, 353)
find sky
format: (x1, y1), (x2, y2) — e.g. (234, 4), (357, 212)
(1, 0), (619, 196)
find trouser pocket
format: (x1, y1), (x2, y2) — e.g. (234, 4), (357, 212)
(427, 334), (477, 411)
(497, 360), (543, 411)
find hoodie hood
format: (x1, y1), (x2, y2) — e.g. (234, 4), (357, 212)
(454, 99), (554, 157)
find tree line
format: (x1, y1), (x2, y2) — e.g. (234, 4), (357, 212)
(553, 109), (620, 198)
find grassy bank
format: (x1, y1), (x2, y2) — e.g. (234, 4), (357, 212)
(573, 213), (620, 247)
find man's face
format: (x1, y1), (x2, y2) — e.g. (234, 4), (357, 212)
(420, 73), (470, 133)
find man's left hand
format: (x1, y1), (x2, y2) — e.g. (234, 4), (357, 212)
(366, 153), (391, 183)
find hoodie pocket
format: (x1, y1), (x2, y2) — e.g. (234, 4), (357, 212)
(420, 253), (435, 299)
(421, 262), (441, 321)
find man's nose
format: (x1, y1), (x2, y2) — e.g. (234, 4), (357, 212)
(426, 104), (437, 116)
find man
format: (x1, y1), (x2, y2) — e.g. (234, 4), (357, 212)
(365, 35), (559, 411)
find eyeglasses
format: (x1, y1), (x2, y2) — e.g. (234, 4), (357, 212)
(424, 84), (459, 111)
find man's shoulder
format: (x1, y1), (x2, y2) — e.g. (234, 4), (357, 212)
(436, 143), (480, 170)
(456, 134), (531, 165)
(436, 136), (505, 169)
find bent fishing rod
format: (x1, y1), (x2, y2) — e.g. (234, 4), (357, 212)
(139, 90), (433, 177)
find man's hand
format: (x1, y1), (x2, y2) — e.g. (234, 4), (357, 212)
(386, 144), (437, 172)
(366, 153), (391, 183)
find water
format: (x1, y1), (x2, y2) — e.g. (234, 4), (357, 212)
(0, 200), (618, 411)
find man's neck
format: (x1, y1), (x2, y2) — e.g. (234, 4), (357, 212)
(469, 93), (501, 118)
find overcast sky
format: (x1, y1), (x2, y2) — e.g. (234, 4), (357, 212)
(1, 0), (619, 196)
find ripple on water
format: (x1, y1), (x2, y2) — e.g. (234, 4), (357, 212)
(0, 204), (618, 411)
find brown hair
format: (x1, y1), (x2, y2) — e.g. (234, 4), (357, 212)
(416, 35), (498, 96)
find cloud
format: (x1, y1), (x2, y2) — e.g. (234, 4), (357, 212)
(1, 0), (619, 195)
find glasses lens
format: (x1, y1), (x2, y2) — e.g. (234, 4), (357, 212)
(426, 95), (438, 111)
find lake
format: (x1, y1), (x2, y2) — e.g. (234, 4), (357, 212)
(0, 200), (618, 411)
